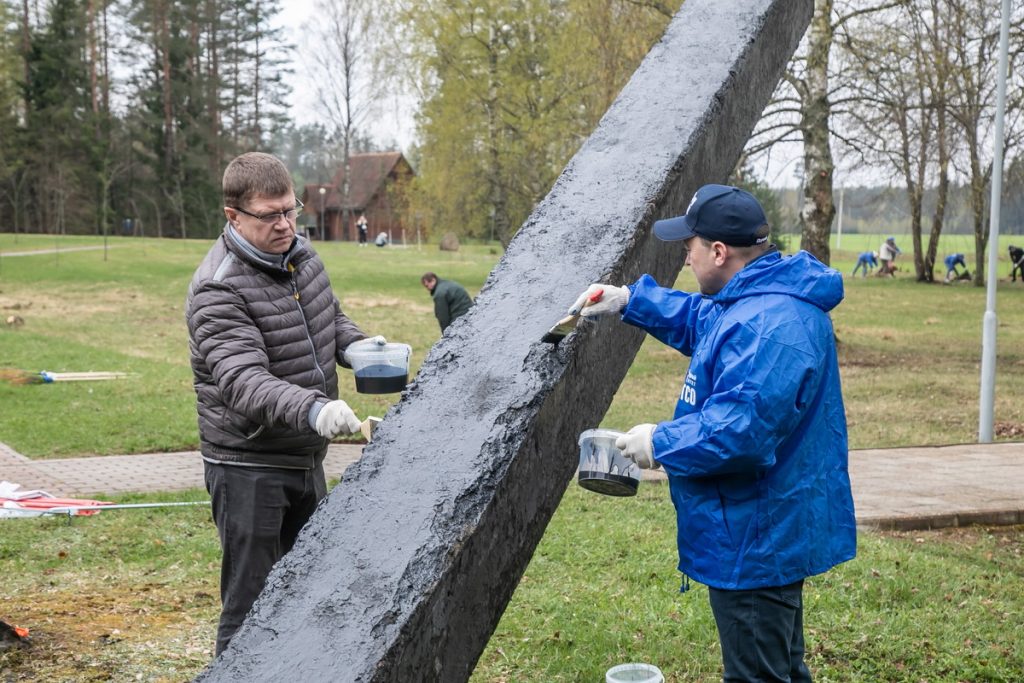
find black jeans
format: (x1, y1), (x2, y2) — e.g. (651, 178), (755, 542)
(708, 580), (812, 683)
(204, 459), (327, 656)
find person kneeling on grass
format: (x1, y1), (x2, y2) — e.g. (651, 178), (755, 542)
(944, 253), (967, 282)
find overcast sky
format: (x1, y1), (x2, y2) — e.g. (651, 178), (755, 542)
(274, 6), (865, 190)
(276, 2), (417, 153)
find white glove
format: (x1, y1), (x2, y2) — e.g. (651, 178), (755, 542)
(343, 335), (387, 365)
(615, 423), (660, 469)
(568, 284), (630, 318)
(314, 400), (362, 439)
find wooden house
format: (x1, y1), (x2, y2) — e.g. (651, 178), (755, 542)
(302, 152), (414, 242)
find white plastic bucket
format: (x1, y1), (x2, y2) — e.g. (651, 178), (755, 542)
(347, 342), (412, 394)
(605, 663), (665, 683)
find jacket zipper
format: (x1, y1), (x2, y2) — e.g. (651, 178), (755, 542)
(289, 263), (328, 395)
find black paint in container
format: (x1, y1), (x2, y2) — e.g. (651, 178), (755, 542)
(348, 342), (413, 395)
(354, 364), (408, 394)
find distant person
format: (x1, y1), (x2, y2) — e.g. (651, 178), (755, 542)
(185, 152), (387, 656)
(1009, 245), (1023, 282)
(421, 272), (473, 332)
(357, 215), (368, 247)
(944, 253), (967, 282)
(375, 231), (389, 247)
(877, 236), (902, 277)
(852, 251), (877, 278)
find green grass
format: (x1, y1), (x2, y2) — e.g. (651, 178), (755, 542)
(2, 234), (1022, 457)
(1, 234), (1024, 681)
(2, 486), (1022, 681)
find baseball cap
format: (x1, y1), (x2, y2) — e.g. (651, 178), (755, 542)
(653, 184), (769, 246)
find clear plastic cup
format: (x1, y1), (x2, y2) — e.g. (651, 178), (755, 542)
(606, 663), (665, 683)
(577, 428), (641, 497)
(347, 342), (412, 394)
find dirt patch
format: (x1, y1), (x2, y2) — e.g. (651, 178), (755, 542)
(345, 294), (432, 315)
(994, 421), (1024, 439)
(0, 288), (128, 318)
(0, 582), (217, 681)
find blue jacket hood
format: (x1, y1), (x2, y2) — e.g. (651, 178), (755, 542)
(714, 250), (843, 313)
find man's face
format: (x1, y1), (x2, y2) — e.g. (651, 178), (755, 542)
(224, 192), (298, 254)
(684, 236), (729, 295)
(422, 278), (436, 293)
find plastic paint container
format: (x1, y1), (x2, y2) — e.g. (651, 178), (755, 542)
(577, 429), (641, 497)
(605, 663), (665, 683)
(347, 342), (412, 394)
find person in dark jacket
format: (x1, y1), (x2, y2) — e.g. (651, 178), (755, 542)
(569, 184), (856, 682)
(421, 272), (474, 332)
(186, 152), (387, 656)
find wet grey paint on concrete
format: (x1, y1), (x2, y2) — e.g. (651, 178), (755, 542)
(197, 1), (813, 680)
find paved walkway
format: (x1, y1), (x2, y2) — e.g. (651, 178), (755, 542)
(2, 440), (1022, 531)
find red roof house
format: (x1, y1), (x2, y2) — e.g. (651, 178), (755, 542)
(302, 152), (414, 242)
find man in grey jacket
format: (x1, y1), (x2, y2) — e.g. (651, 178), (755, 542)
(186, 152), (385, 655)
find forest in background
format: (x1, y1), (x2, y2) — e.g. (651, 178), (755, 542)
(2, 1), (1024, 264)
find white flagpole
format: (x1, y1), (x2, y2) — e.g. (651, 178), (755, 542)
(979, 0), (1011, 443)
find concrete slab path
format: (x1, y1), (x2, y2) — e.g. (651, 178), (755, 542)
(2, 440), (1022, 531)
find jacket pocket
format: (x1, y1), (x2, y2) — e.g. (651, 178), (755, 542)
(717, 475), (759, 549)
(245, 425), (265, 440)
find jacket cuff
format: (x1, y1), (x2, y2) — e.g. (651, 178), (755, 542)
(308, 400), (328, 430)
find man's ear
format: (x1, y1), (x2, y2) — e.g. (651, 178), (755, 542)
(712, 241), (729, 266)
(224, 206), (238, 224)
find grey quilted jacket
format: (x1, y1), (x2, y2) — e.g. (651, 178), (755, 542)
(186, 226), (367, 468)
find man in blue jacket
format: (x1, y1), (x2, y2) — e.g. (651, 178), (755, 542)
(570, 184), (856, 682)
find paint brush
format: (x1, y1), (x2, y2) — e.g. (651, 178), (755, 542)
(540, 288), (604, 345)
(0, 369), (132, 385)
(360, 416), (382, 442)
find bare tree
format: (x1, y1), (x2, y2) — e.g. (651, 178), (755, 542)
(304, 0), (383, 239)
(944, 0), (1024, 284)
(744, 0), (905, 266)
(841, 3), (949, 281)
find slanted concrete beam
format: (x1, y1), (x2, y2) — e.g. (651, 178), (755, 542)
(198, 0), (812, 680)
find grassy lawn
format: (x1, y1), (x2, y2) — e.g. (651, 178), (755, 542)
(1, 233), (1022, 457)
(2, 486), (1022, 681)
(1, 232), (1023, 681)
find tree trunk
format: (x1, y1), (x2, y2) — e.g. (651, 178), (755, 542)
(923, 0), (951, 282)
(207, 0), (221, 174)
(253, 0), (262, 147)
(159, 1), (174, 183)
(487, 23), (510, 246)
(970, 158), (988, 285)
(87, 0), (99, 117)
(798, 0), (835, 265)
(21, 0), (30, 119)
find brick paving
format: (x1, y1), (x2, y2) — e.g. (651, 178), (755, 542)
(2, 440), (1023, 531)
(0, 442), (363, 496)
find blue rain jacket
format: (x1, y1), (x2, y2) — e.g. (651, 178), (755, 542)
(622, 250), (856, 590)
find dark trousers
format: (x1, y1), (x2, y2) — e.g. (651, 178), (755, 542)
(708, 580), (812, 683)
(204, 460), (327, 656)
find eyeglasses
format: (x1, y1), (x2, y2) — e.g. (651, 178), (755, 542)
(233, 199), (304, 224)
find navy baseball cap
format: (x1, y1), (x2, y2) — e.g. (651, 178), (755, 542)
(653, 184), (769, 246)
